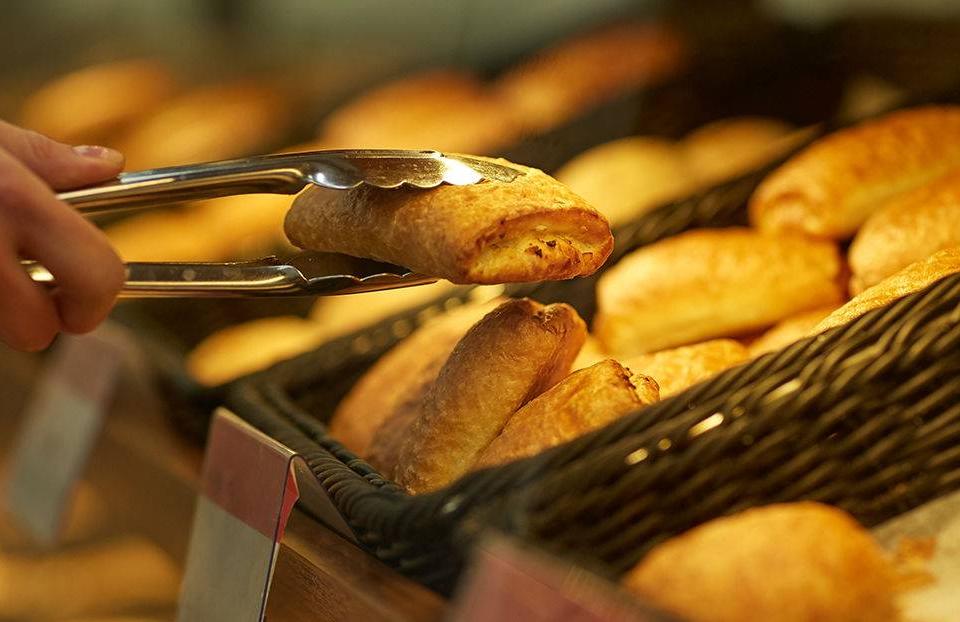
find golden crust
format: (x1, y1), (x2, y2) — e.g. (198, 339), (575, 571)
(393, 299), (586, 494)
(750, 105), (960, 239)
(621, 339), (749, 397)
(623, 503), (899, 622)
(117, 81), (292, 170)
(747, 305), (838, 356)
(284, 158), (614, 284)
(331, 300), (501, 459)
(555, 137), (694, 227)
(594, 228), (844, 356)
(472, 360), (657, 469)
(318, 69), (519, 155)
(20, 59), (178, 145)
(495, 22), (685, 133)
(849, 168), (960, 292)
(815, 247), (960, 333)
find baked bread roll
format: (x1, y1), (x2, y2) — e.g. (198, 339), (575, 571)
(815, 247), (960, 333)
(555, 137), (694, 227)
(494, 22), (685, 133)
(747, 305), (838, 356)
(117, 81), (292, 170)
(472, 360), (658, 469)
(572, 334), (606, 370)
(285, 158), (613, 284)
(105, 209), (232, 262)
(849, 168), (960, 292)
(595, 228), (844, 356)
(623, 503), (899, 622)
(332, 299), (502, 458)
(394, 299), (586, 493)
(20, 59), (177, 145)
(317, 70), (518, 155)
(621, 339), (749, 397)
(191, 192), (296, 258)
(681, 117), (808, 186)
(187, 317), (327, 386)
(750, 105), (960, 239)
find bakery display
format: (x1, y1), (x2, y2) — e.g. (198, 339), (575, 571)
(393, 299), (586, 493)
(849, 168), (960, 292)
(116, 80), (293, 170)
(815, 247), (960, 333)
(623, 503), (899, 622)
(555, 137), (694, 227)
(747, 305), (838, 356)
(19, 59), (178, 145)
(285, 158), (614, 284)
(494, 21), (685, 134)
(750, 105), (960, 239)
(594, 228), (844, 356)
(621, 339), (748, 397)
(317, 69), (518, 155)
(472, 360), (658, 469)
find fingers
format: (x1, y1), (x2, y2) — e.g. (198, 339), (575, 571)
(0, 147), (124, 346)
(0, 241), (59, 351)
(0, 120), (124, 190)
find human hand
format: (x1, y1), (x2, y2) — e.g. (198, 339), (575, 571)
(0, 120), (125, 351)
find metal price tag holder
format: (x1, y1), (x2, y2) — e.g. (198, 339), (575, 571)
(178, 407), (355, 622)
(451, 534), (679, 622)
(2, 330), (126, 545)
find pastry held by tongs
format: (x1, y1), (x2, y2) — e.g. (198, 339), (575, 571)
(25, 150), (613, 296)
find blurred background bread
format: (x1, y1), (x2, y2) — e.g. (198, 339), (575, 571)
(621, 339), (749, 397)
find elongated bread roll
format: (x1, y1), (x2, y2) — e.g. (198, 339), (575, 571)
(318, 70), (518, 155)
(494, 22), (684, 133)
(285, 158), (613, 284)
(595, 228), (844, 356)
(815, 247), (960, 333)
(621, 339), (749, 397)
(748, 306), (838, 356)
(555, 137), (694, 227)
(472, 360), (658, 469)
(750, 105), (960, 239)
(623, 503), (899, 622)
(849, 168), (960, 292)
(331, 299), (502, 458)
(20, 59), (177, 145)
(394, 299), (586, 493)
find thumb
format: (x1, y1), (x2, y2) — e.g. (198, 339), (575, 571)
(0, 120), (124, 190)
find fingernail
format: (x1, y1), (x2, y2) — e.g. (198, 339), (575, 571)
(73, 145), (124, 166)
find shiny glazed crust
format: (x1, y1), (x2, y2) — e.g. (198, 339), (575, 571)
(284, 158), (613, 284)
(815, 247), (960, 333)
(594, 228), (844, 356)
(750, 105), (960, 239)
(393, 299), (586, 494)
(849, 168), (960, 292)
(623, 503), (899, 622)
(621, 339), (749, 397)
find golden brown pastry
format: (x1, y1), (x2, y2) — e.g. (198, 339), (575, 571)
(621, 339), (749, 397)
(849, 168), (960, 292)
(555, 137), (694, 227)
(815, 247), (960, 333)
(105, 209), (232, 262)
(187, 317), (327, 386)
(117, 80), (292, 170)
(20, 59), (178, 145)
(317, 69), (518, 155)
(393, 299), (586, 493)
(750, 105), (960, 239)
(572, 334), (607, 370)
(681, 117), (808, 186)
(472, 360), (658, 469)
(285, 158), (614, 284)
(191, 192), (296, 258)
(623, 503), (899, 622)
(747, 305), (838, 356)
(332, 299), (502, 459)
(594, 228), (844, 356)
(0, 537), (180, 620)
(494, 22), (685, 133)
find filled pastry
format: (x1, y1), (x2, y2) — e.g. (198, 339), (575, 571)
(747, 305), (838, 356)
(621, 339), (749, 397)
(285, 158), (614, 284)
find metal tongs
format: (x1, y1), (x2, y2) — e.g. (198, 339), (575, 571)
(23, 150), (522, 297)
